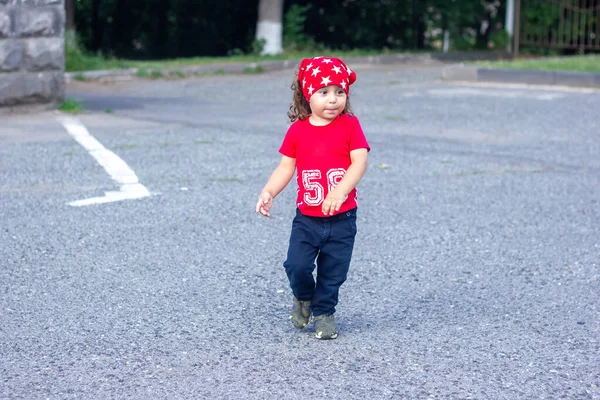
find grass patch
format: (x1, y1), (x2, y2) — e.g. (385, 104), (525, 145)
(65, 30), (129, 72)
(65, 36), (443, 73)
(476, 55), (600, 73)
(150, 70), (163, 79)
(104, 109), (114, 114)
(58, 98), (84, 114)
(169, 70), (185, 79)
(195, 140), (212, 144)
(385, 116), (406, 121)
(134, 68), (163, 79)
(243, 65), (265, 74)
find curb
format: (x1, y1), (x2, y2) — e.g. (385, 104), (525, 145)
(0, 101), (59, 116)
(442, 64), (600, 88)
(65, 51), (511, 83)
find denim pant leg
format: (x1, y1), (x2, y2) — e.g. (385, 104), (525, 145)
(283, 211), (320, 301)
(312, 211), (357, 316)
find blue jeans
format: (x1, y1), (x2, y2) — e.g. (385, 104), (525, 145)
(283, 208), (357, 316)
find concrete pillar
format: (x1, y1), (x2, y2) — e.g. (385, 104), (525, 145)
(0, 0), (65, 110)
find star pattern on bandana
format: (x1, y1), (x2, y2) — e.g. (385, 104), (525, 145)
(321, 76), (332, 86)
(311, 66), (321, 77)
(331, 65), (342, 74)
(307, 84), (314, 95)
(340, 81), (347, 90)
(322, 58), (332, 64)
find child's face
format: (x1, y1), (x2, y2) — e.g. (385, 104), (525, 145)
(308, 85), (347, 125)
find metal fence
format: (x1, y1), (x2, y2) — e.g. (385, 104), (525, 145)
(517, 0), (600, 52)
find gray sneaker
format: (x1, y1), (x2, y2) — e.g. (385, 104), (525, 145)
(313, 314), (338, 339)
(290, 296), (311, 329)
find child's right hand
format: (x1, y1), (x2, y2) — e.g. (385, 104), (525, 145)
(256, 191), (274, 218)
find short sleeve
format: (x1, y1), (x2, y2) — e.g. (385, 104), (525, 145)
(279, 122), (298, 158)
(346, 115), (370, 152)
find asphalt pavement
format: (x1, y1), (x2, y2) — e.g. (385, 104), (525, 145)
(1, 64), (599, 399)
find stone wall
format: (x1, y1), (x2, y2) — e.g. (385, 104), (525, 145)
(0, 0), (64, 109)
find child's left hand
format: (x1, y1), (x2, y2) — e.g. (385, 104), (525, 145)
(322, 189), (347, 216)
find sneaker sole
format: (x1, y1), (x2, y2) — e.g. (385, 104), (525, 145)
(315, 331), (338, 340)
(291, 320), (308, 328)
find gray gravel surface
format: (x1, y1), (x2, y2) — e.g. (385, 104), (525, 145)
(1, 65), (599, 399)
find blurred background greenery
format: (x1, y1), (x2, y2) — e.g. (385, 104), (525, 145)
(65, 0), (599, 71)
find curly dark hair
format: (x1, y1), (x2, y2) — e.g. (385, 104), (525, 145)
(287, 66), (354, 123)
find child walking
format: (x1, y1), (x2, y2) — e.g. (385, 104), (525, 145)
(256, 56), (370, 340)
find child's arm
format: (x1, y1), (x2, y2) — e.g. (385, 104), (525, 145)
(256, 155), (296, 218)
(322, 148), (369, 216)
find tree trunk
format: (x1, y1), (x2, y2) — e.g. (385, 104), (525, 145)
(65, 0), (75, 31)
(91, 0), (101, 51)
(256, 0), (283, 55)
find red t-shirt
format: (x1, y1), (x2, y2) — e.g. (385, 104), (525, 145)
(279, 114), (370, 217)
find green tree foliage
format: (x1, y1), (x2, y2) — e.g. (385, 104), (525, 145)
(75, 0), (260, 59)
(283, 4), (315, 50)
(288, 0), (506, 51)
(73, 0), (508, 59)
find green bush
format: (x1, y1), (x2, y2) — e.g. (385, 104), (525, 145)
(452, 30), (476, 51)
(489, 30), (510, 50)
(136, 68), (149, 78)
(59, 98), (84, 114)
(65, 30), (106, 72)
(283, 4), (316, 51)
(251, 39), (266, 56)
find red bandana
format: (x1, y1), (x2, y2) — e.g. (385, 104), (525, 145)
(298, 56), (357, 101)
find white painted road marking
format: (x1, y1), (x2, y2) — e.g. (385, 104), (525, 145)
(57, 116), (150, 206)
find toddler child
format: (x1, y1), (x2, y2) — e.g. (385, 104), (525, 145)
(256, 56), (370, 339)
